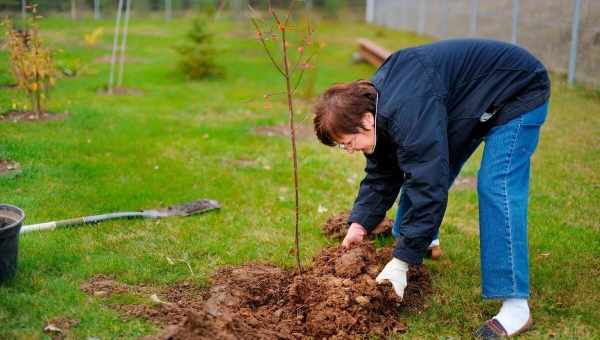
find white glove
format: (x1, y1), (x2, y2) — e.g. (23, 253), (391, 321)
(375, 257), (408, 299)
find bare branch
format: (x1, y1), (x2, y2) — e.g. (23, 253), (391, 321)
(292, 54), (315, 95)
(250, 16), (286, 78)
(284, 0), (297, 27)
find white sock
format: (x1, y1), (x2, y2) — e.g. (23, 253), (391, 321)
(494, 298), (530, 335)
(428, 238), (440, 248)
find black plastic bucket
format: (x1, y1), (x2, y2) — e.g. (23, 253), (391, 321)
(0, 204), (25, 284)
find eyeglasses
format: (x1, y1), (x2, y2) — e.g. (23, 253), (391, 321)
(336, 134), (357, 151)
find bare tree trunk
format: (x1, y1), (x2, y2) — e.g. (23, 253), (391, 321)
(94, 0), (101, 20)
(35, 92), (42, 116)
(165, 0), (172, 21)
(278, 3), (302, 273)
(21, 0), (26, 19)
(108, 0), (124, 94)
(250, 1), (311, 274)
(117, 0), (131, 87)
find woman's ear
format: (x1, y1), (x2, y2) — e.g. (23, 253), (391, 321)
(361, 112), (375, 130)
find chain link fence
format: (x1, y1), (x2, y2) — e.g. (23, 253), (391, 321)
(366, 0), (600, 88)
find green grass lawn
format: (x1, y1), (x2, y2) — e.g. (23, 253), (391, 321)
(1, 11), (599, 339)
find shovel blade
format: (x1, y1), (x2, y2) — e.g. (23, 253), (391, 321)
(144, 199), (220, 218)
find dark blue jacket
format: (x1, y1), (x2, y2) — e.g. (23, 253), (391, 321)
(348, 39), (550, 264)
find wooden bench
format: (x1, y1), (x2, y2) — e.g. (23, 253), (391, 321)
(356, 38), (391, 67)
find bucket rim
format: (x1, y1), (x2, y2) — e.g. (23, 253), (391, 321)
(0, 204), (25, 232)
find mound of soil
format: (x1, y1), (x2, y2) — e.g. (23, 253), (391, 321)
(97, 86), (144, 96)
(0, 111), (65, 123)
(149, 243), (430, 339)
(93, 55), (144, 64)
(323, 211), (394, 240)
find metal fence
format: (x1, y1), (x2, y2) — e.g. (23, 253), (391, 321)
(366, 0), (600, 88)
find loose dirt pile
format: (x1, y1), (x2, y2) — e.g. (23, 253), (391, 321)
(82, 211), (431, 339)
(146, 243), (430, 339)
(322, 211), (394, 240)
(0, 111), (65, 123)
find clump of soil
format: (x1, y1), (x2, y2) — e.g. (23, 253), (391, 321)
(0, 111), (65, 123)
(148, 243), (430, 339)
(323, 211), (394, 240)
(80, 275), (132, 297)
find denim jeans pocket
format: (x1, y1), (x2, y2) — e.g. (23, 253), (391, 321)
(518, 124), (543, 156)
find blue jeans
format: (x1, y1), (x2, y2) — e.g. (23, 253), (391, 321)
(393, 102), (548, 299)
(479, 102), (548, 299)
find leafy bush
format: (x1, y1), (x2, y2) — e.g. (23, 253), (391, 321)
(2, 8), (56, 117)
(175, 16), (223, 80)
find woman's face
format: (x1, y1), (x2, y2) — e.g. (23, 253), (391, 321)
(335, 112), (376, 154)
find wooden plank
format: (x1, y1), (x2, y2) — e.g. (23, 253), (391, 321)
(357, 38), (391, 67)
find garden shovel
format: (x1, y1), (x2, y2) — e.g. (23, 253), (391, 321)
(19, 199), (220, 234)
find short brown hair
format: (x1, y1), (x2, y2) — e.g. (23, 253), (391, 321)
(313, 80), (377, 146)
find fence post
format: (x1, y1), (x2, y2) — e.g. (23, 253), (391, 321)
(401, 0), (408, 30)
(470, 0), (478, 36)
(366, 0), (374, 23)
(418, 0), (426, 35)
(442, 0), (448, 37)
(568, 0), (582, 86)
(511, 0), (519, 44)
(94, 0), (101, 20)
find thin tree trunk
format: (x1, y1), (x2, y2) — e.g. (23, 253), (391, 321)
(35, 91), (42, 116)
(165, 0), (172, 21)
(117, 0), (131, 87)
(280, 22), (302, 274)
(71, 0), (77, 20)
(94, 0), (101, 20)
(108, 0), (124, 94)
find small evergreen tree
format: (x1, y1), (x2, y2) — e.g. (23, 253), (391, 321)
(175, 16), (223, 80)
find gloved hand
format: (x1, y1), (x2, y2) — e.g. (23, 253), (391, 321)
(342, 223), (367, 248)
(376, 257), (408, 299)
